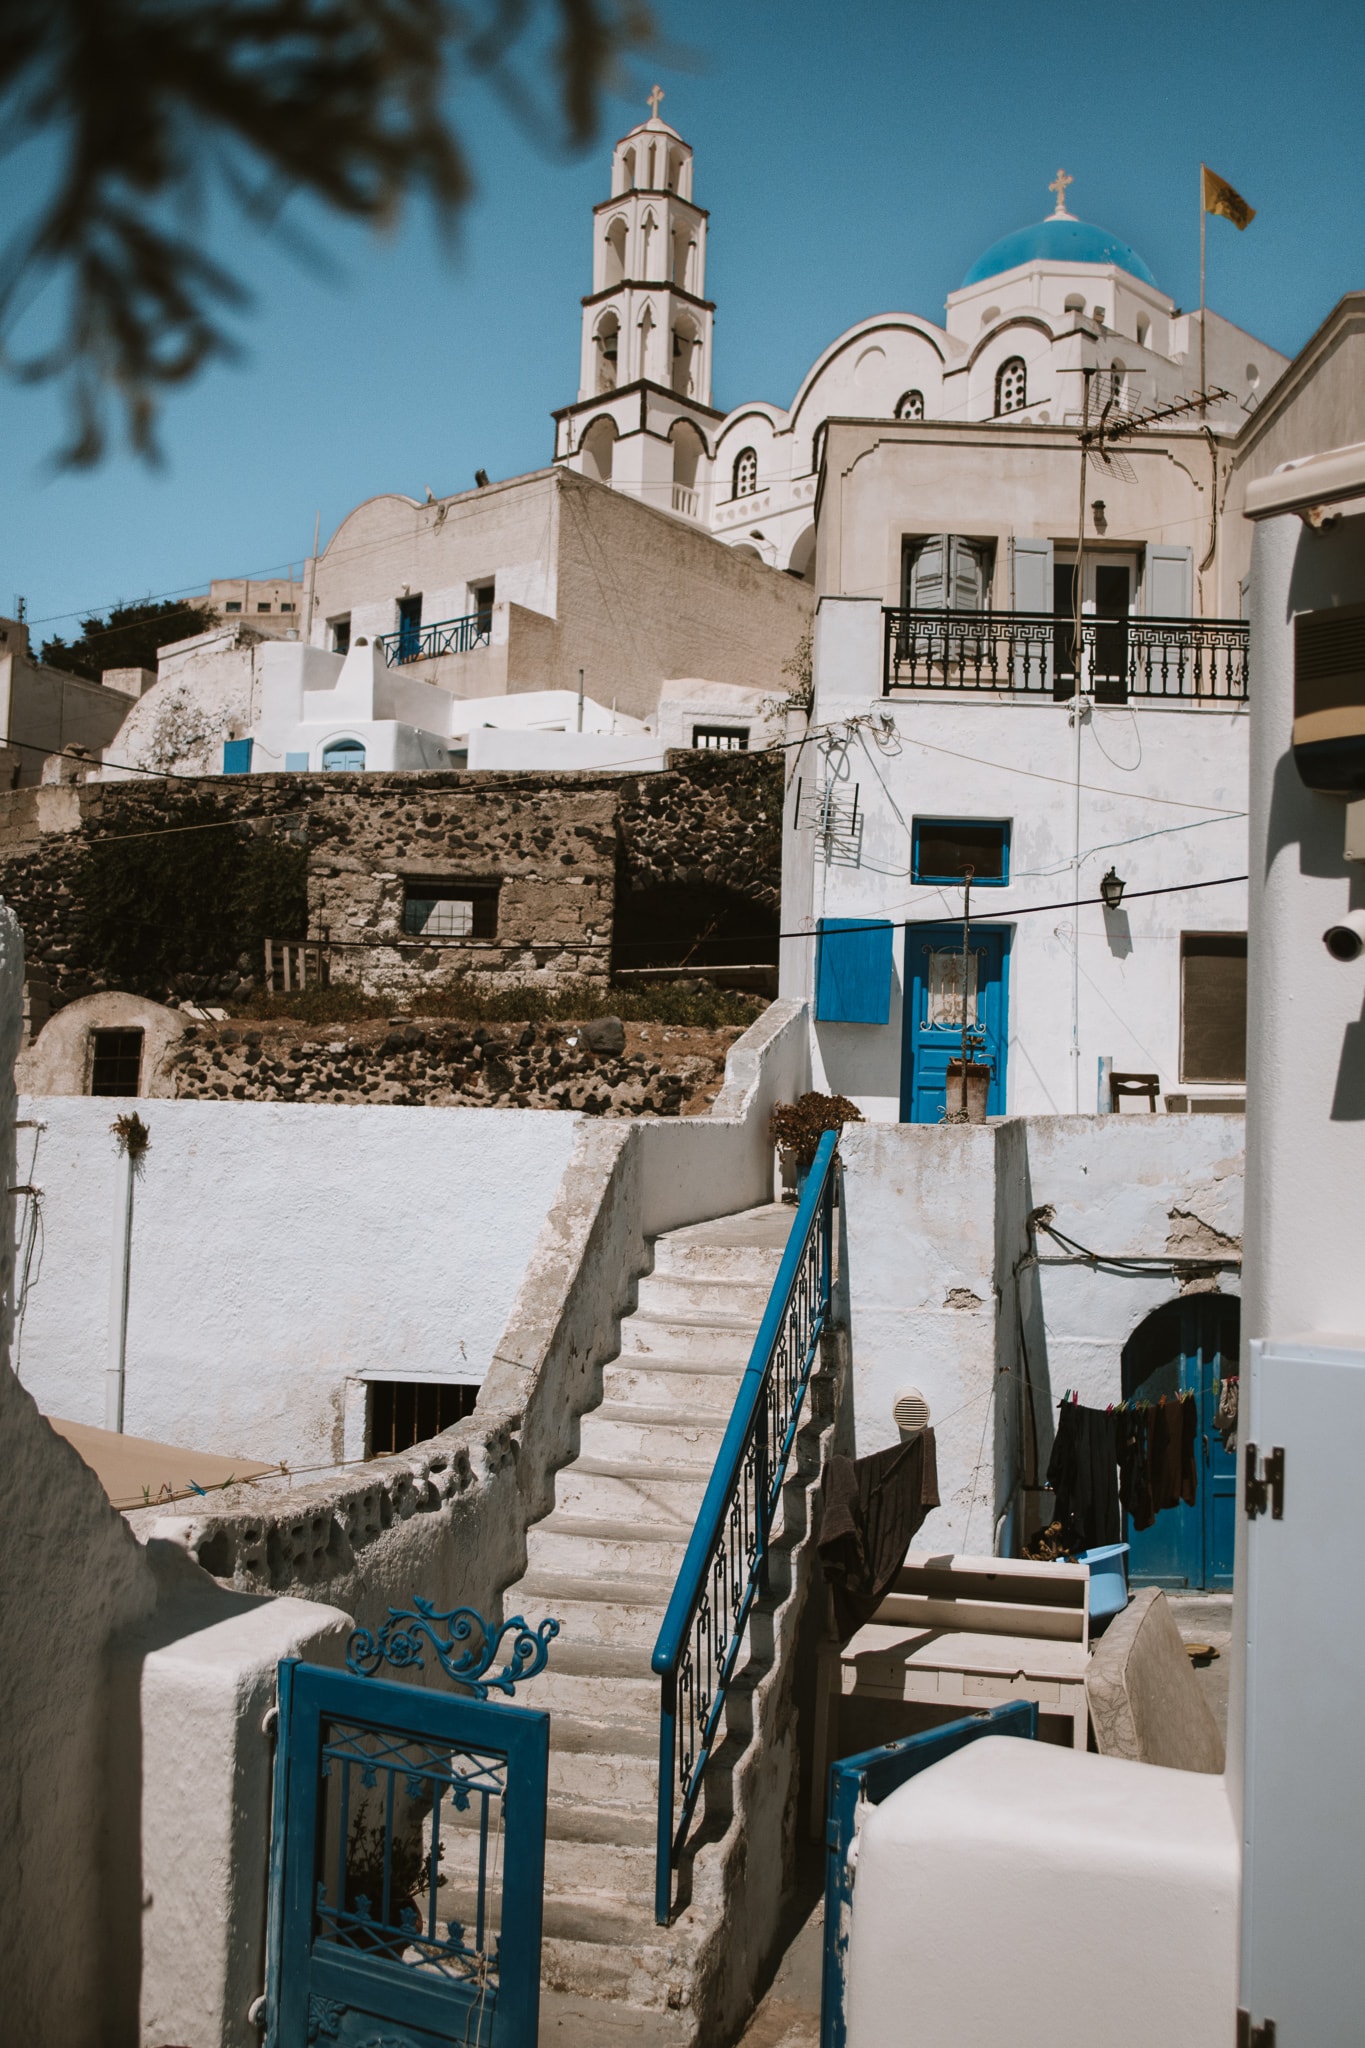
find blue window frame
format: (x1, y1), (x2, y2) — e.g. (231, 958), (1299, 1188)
(815, 917), (893, 1024)
(284, 752), (309, 771)
(322, 738), (366, 771)
(911, 816), (1011, 886)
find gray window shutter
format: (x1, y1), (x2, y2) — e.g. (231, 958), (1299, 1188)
(949, 538), (990, 611)
(1010, 534), (1053, 612)
(907, 536), (947, 607)
(1145, 544), (1193, 618)
(1010, 535), (1053, 690)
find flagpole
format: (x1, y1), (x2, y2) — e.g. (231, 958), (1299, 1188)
(1199, 164), (1207, 417)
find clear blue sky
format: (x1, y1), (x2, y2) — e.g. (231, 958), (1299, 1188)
(4, 0), (1362, 639)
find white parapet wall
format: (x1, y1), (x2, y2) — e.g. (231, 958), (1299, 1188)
(16, 1099), (583, 1470)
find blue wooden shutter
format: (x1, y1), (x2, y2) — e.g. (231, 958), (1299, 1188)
(1010, 536), (1054, 690)
(815, 917), (893, 1024)
(222, 739), (253, 774)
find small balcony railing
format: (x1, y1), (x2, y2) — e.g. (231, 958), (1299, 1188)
(378, 610), (492, 666)
(671, 483), (700, 518)
(883, 607), (1249, 703)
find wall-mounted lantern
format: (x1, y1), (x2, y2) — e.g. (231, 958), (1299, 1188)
(1099, 867), (1126, 911)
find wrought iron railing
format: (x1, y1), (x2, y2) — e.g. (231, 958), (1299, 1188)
(651, 1128), (838, 1925)
(378, 610), (492, 666)
(883, 606), (1248, 702)
(819, 1704), (1038, 2048)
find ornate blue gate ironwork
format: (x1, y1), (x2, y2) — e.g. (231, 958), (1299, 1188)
(265, 1619), (552, 2048)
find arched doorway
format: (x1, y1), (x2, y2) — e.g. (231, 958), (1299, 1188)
(1121, 1294), (1239, 1591)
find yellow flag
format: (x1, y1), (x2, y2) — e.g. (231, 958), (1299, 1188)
(1202, 164), (1255, 230)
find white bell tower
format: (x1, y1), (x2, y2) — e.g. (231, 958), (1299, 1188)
(552, 89), (720, 522)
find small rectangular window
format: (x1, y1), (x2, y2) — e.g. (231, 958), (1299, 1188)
(402, 880), (498, 939)
(369, 1379), (478, 1456)
(693, 726), (749, 751)
(256, 601), (271, 612)
(470, 582), (495, 631)
(280, 601), (295, 612)
(90, 1028), (143, 1097)
(912, 817), (1011, 886)
(224, 601), (242, 613)
(331, 617), (351, 656)
(1181, 933), (1247, 1083)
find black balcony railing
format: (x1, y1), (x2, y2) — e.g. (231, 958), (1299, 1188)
(883, 607), (1248, 703)
(378, 610), (492, 666)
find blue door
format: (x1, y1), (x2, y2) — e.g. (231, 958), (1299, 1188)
(900, 922), (1010, 1123)
(1122, 1295), (1238, 1592)
(267, 1659), (548, 2048)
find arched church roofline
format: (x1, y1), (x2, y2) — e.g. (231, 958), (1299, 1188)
(320, 492), (423, 555)
(962, 313), (1057, 371)
(786, 315), (952, 428)
(573, 411), (621, 450)
(714, 404), (787, 441)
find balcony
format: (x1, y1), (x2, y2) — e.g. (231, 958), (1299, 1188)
(883, 607), (1249, 703)
(671, 483), (700, 518)
(377, 611), (492, 666)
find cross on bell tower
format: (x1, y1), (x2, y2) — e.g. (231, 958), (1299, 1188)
(551, 100), (718, 521)
(1049, 167), (1075, 219)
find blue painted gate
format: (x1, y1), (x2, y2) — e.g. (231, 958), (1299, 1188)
(265, 1658), (548, 2048)
(900, 921), (1010, 1122)
(1123, 1295), (1238, 1592)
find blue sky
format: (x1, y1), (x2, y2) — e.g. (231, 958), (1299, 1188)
(4, 0), (1363, 638)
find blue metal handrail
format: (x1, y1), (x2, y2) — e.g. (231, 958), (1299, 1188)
(651, 1128), (838, 1924)
(820, 1702), (1038, 2048)
(378, 611), (492, 666)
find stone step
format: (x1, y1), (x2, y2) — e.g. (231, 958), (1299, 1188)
(552, 1463), (711, 1530)
(541, 1932), (698, 2016)
(618, 1315), (757, 1366)
(517, 1664), (658, 1728)
(601, 1360), (747, 1412)
(577, 1408), (730, 1469)
(538, 1987), (695, 2046)
(634, 1272), (777, 1321)
(525, 1512), (691, 1582)
(547, 1740), (659, 1810)
(512, 1577), (675, 1651)
(443, 1819), (656, 1900)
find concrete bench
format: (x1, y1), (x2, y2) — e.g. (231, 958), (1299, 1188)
(813, 1552), (1092, 1819)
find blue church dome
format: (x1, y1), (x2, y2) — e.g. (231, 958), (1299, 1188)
(962, 215), (1157, 289)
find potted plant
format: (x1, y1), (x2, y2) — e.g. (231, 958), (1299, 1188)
(769, 1091), (863, 1202)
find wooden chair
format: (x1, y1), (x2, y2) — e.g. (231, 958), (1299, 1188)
(1109, 1071), (1160, 1112)
(812, 1552), (1092, 1830)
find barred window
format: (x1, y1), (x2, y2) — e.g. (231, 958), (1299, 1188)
(895, 390), (925, 420)
(996, 357), (1027, 415)
(733, 448), (758, 497)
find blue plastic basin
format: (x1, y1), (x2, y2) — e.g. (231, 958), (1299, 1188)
(1076, 1542), (1130, 1620)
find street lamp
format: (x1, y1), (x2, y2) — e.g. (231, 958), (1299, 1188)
(1099, 866), (1126, 910)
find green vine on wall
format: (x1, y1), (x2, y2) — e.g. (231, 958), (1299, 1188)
(75, 793), (307, 997)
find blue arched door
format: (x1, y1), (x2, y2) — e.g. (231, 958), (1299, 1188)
(1122, 1295), (1238, 1591)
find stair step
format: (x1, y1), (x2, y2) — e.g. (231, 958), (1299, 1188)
(601, 1361), (747, 1410)
(634, 1272), (776, 1319)
(522, 1666), (658, 1726)
(513, 1581), (673, 1651)
(547, 1742), (659, 1809)
(553, 1465), (711, 1529)
(526, 1514), (691, 1582)
(538, 1987), (695, 2046)
(443, 1823), (656, 1898)
(618, 1316), (757, 1366)
(577, 1411), (729, 1468)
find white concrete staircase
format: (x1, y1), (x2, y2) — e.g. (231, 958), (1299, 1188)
(439, 1202), (833, 2045)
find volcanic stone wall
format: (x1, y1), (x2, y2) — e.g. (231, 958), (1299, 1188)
(0, 749), (784, 1011)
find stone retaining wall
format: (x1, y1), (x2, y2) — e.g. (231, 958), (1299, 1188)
(163, 1016), (741, 1114)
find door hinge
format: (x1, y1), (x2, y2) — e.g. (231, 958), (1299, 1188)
(1244, 1444), (1285, 1520)
(1237, 2010), (1276, 2047)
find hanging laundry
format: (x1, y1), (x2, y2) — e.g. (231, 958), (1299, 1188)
(1046, 1399), (1121, 1551)
(1180, 1391), (1198, 1508)
(1215, 1376), (1239, 1454)
(818, 1430), (940, 1641)
(1116, 1405), (1154, 1532)
(1146, 1393), (1198, 1513)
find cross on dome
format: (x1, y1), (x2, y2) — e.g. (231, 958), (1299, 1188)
(1048, 167), (1075, 219)
(647, 83), (665, 119)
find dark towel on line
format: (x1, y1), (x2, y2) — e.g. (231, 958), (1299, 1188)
(818, 1430), (940, 1642)
(1180, 1392), (1199, 1507)
(1148, 1398), (1183, 1515)
(1117, 1406), (1154, 1532)
(1046, 1400), (1121, 1552)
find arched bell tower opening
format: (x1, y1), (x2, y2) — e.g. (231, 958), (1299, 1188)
(553, 86), (719, 524)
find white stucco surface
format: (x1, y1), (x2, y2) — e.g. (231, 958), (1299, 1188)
(16, 1098), (582, 1468)
(844, 1736), (1239, 2048)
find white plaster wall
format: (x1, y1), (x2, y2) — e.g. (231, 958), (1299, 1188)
(15, 1099), (582, 1467)
(110, 626), (269, 777)
(467, 727), (664, 773)
(803, 641), (1249, 1119)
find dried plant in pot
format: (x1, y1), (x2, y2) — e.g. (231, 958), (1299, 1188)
(768, 1091), (863, 1201)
